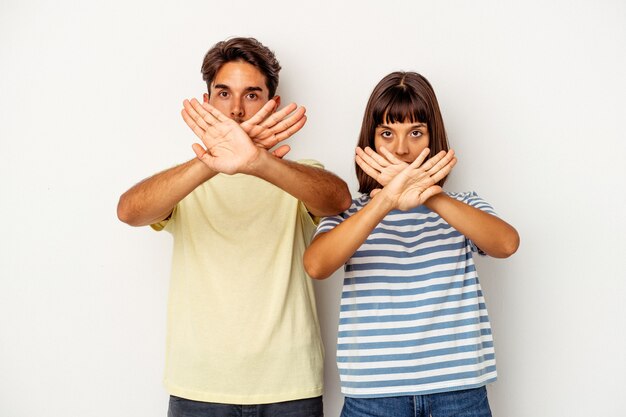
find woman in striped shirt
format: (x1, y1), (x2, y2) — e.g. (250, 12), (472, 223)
(304, 72), (519, 417)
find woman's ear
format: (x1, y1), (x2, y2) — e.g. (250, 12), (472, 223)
(203, 93), (209, 103)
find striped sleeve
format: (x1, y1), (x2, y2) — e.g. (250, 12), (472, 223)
(315, 214), (344, 236)
(314, 196), (365, 238)
(449, 191), (497, 216)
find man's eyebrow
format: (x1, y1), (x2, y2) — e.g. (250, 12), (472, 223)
(213, 84), (264, 92)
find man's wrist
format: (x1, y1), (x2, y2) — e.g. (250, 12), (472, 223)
(241, 146), (267, 176)
(189, 157), (218, 182)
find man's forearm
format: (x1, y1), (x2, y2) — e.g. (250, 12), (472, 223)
(246, 151), (351, 217)
(117, 158), (217, 227)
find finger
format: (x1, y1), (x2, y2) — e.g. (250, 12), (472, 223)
(419, 150), (446, 171)
(191, 143), (208, 159)
(261, 103), (299, 128)
(429, 156), (457, 184)
(370, 188), (382, 197)
(356, 154), (383, 180)
(425, 150), (456, 175)
(408, 148), (431, 169)
(272, 145), (291, 159)
(421, 185), (443, 202)
(356, 147), (385, 172)
(192, 143), (218, 170)
(249, 125), (273, 143)
(267, 105), (305, 135)
(244, 99), (278, 127)
(199, 100), (230, 123)
(182, 109), (210, 140)
(249, 105), (306, 146)
(182, 100), (210, 133)
(189, 98), (219, 126)
(364, 147), (391, 167)
(376, 147), (405, 166)
(273, 114), (307, 142)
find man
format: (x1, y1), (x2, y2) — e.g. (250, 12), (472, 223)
(117, 37), (351, 416)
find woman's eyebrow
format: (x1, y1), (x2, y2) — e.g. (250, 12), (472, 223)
(377, 122), (427, 129)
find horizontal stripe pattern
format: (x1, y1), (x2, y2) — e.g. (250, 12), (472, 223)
(316, 191), (498, 397)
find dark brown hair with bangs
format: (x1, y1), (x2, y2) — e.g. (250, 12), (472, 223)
(201, 37), (281, 98)
(356, 71), (450, 194)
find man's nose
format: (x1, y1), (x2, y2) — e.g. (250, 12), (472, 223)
(230, 100), (244, 119)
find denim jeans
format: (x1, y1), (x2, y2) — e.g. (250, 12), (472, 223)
(340, 386), (491, 417)
(167, 395), (323, 417)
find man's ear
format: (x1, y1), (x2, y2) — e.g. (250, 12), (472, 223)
(271, 95), (281, 108)
(203, 93), (209, 103)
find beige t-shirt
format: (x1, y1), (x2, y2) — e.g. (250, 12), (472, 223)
(152, 162), (324, 404)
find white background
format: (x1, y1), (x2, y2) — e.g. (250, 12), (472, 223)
(1, 1), (625, 416)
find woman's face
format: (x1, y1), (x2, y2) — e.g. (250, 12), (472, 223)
(374, 121), (430, 163)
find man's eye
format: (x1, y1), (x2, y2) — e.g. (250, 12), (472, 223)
(246, 93), (258, 100)
(218, 91), (229, 98)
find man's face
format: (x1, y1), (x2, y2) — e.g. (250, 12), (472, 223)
(205, 60), (271, 123)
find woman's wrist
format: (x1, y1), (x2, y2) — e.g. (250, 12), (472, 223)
(370, 189), (397, 214)
(423, 192), (447, 210)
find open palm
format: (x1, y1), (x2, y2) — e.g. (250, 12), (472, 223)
(182, 99), (259, 174)
(198, 119), (259, 174)
(374, 148), (457, 211)
(384, 165), (443, 211)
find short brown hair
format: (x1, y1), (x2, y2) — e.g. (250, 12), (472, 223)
(201, 37), (281, 98)
(356, 72), (450, 194)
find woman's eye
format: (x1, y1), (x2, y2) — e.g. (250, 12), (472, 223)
(381, 131), (392, 138)
(410, 130), (422, 137)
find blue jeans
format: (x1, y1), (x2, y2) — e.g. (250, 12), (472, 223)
(167, 395), (323, 417)
(340, 387), (491, 417)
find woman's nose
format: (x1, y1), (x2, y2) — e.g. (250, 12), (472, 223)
(394, 139), (409, 155)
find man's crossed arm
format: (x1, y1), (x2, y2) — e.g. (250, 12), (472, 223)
(117, 99), (350, 227)
(182, 98), (350, 217)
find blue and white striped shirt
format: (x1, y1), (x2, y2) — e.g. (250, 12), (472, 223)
(315, 192), (498, 397)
